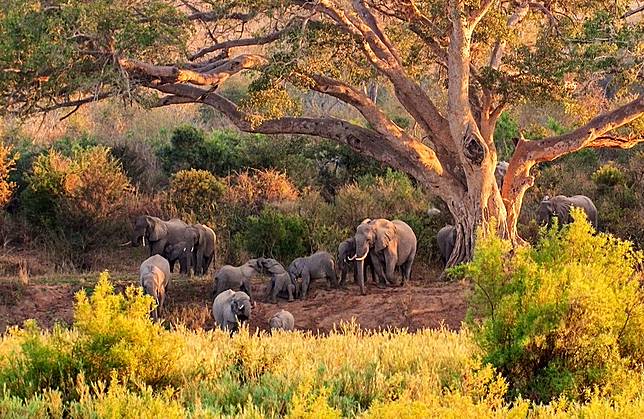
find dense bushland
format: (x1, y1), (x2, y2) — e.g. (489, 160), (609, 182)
(462, 210), (644, 402)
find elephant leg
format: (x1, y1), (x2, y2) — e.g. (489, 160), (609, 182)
(203, 255), (213, 275)
(339, 265), (347, 287)
(169, 259), (176, 273)
(271, 277), (280, 304)
(370, 253), (387, 287)
(383, 251), (398, 286)
(287, 283), (295, 302)
(242, 277), (253, 302)
(328, 267), (338, 288)
(195, 248), (204, 276)
(301, 271), (311, 299)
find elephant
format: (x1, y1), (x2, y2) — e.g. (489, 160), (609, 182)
(352, 218), (417, 295)
(163, 241), (193, 275)
(495, 161), (509, 189)
(437, 225), (456, 265)
(337, 237), (376, 287)
(288, 251), (337, 299)
(212, 289), (251, 334)
(139, 254), (171, 320)
(536, 195), (598, 229)
(213, 259), (260, 301)
(190, 224), (217, 276)
(269, 309), (295, 331)
(257, 257), (296, 303)
(130, 215), (190, 258)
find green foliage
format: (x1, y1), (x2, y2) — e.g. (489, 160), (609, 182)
(240, 207), (308, 264)
(20, 145), (133, 267)
(0, 0), (188, 114)
(464, 211), (644, 402)
(592, 163), (626, 187)
(493, 112), (518, 161)
(1, 275), (516, 417)
(169, 169), (226, 224)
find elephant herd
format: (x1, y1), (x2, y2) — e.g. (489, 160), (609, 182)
(132, 161), (599, 332)
(133, 215), (419, 333)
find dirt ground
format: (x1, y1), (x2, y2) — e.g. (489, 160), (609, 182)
(0, 273), (469, 334)
(0, 249), (469, 334)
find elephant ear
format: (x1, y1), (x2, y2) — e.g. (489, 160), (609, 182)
(554, 198), (572, 221)
(148, 217), (168, 241)
(374, 220), (396, 252)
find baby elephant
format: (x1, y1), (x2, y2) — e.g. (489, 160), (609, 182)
(288, 251), (337, 299)
(212, 289), (251, 334)
(269, 309), (295, 331)
(213, 259), (260, 301)
(139, 254), (171, 320)
(257, 257), (296, 303)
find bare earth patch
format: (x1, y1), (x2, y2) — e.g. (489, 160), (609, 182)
(1, 272), (469, 334)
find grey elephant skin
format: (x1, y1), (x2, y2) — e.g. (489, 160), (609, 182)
(212, 290), (251, 333)
(213, 259), (259, 301)
(139, 254), (171, 320)
(337, 238), (376, 287)
(495, 161), (509, 189)
(269, 309), (295, 331)
(192, 224), (216, 276)
(288, 251), (337, 299)
(437, 225), (456, 266)
(537, 195), (598, 229)
(131, 215), (190, 261)
(353, 219), (417, 295)
(164, 241), (193, 275)
(258, 258), (296, 303)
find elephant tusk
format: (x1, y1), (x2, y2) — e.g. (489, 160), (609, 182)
(348, 254), (356, 261)
(119, 241), (132, 247)
(354, 252), (368, 261)
(142, 236), (146, 247)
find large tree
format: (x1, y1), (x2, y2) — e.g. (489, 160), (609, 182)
(1, 0), (643, 265)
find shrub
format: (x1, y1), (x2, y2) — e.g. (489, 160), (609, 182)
(493, 112), (518, 161)
(463, 211), (644, 402)
(168, 169), (226, 224)
(239, 207), (308, 264)
(20, 146), (133, 268)
(592, 163), (626, 188)
(0, 140), (17, 209)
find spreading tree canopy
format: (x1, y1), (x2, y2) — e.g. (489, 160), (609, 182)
(1, 0), (643, 265)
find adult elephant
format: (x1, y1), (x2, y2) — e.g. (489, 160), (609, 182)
(351, 218), (417, 295)
(536, 195), (598, 229)
(130, 215), (190, 258)
(189, 224), (217, 276)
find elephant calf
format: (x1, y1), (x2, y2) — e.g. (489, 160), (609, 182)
(269, 309), (295, 331)
(139, 254), (171, 320)
(213, 259), (260, 301)
(437, 225), (456, 266)
(288, 251), (337, 299)
(257, 257), (296, 303)
(212, 289), (251, 334)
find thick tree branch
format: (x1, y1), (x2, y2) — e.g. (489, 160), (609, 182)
(153, 82), (464, 197)
(525, 95), (644, 162)
(489, 1), (529, 69)
(119, 54), (267, 86)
